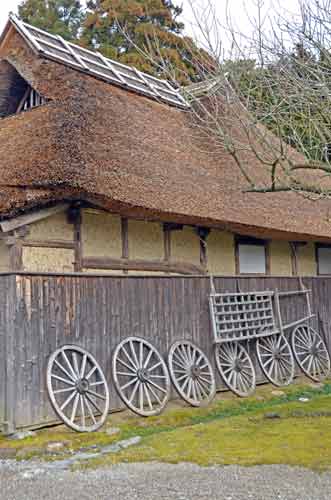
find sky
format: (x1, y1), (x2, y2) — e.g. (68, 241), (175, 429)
(0, 0), (302, 44)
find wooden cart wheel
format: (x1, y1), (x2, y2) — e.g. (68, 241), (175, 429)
(292, 324), (331, 382)
(256, 335), (295, 386)
(215, 342), (256, 397)
(168, 340), (216, 407)
(112, 337), (170, 416)
(47, 345), (109, 432)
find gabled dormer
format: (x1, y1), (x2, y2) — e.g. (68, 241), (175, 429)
(0, 59), (45, 118)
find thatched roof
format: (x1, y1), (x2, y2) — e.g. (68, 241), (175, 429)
(0, 16), (331, 242)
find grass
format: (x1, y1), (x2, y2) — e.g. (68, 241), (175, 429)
(1, 379), (331, 470)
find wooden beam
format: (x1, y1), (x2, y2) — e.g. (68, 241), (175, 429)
(16, 86), (30, 114)
(121, 218), (129, 259)
(8, 241), (23, 271)
(163, 225), (171, 262)
(196, 227), (210, 269)
(163, 223), (183, 232)
(290, 242), (300, 276)
(72, 207), (82, 272)
(0, 204), (70, 233)
(82, 257), (206, 275)
(22, 240), (75, 249)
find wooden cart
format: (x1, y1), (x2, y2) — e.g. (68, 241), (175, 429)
(209, 281), (331, 396)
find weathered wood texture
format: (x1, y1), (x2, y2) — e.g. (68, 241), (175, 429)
(0, 274), (330, 431)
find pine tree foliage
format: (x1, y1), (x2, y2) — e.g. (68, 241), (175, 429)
(81, 0), (201, 84)
(18, 0), (85, 40)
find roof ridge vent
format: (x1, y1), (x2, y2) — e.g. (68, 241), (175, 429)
(8, 14), (189, 110)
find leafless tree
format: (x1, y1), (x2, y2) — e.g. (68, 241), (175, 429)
(122, 0), (331, 198)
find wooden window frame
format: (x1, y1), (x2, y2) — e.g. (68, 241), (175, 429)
(235, 236), (270, 275)
(315, 243), (331, 275)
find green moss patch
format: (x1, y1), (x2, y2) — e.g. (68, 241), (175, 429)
(1, 379), (331, 468)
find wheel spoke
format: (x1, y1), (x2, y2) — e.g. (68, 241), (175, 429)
(148, 379), (167, 394)
(139, 341), (144, 369)
(86, 389), (106, 400)
(51, 373), (75, 386)
(196, 379), (208, 398)
(54, 359), (76, 383)
(148, 360), (162, 372)
(70, 392), (80, 422)
(116, 371), (136, 377)
(85, 393), (102, 414)
(146, 381), (162, 405)
(60, 389), (77, 411)
(120, 376), (138, 391)
(84, 396), (97, 425)
(122, 345), (138, 370)
(53, 386), (76, 395)
(139, 382), (144, 410)
(80, 353), (87, 379)
(80, 395), (85, 427)
(143, 348), (154, 369)
(116, 356), (137, 373)
(129, 341), (140, 369)
(143, 383), (153, 411)
(72, 352), (80, 378)
(62, 351), (78, 381)
(128, 380), (140, 404)
(86, 365), (97, 380)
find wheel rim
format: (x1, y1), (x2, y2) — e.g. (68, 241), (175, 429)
(215, 342), (256, 397)
(257, 335), (295, 386)
(292, 325), (331, 382)
(47, 345), (109, 432)
(112, 337), (170, 416)
(168, 341), (216, 407)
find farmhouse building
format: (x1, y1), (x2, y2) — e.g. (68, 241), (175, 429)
(0, 14), (331, 278)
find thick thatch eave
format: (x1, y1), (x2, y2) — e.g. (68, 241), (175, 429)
(0, 20), (331, 242)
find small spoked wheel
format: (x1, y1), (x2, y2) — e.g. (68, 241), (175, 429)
(215, 342), (256, 397)
(47, 345), (109, 432)
(256, 334), (295, 386)
(168, 340), (216, 407)
(112, 337), (170, 416)
(292, 325), (331, 382)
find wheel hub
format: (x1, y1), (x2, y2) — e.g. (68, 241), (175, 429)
(234, 360), (242, 372)
(76, 378), (89, 394)
(137, 368), (150, 382)
(273, 348), (281, 360)
(190, 365), (201, 379)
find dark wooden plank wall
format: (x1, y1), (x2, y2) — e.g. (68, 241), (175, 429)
(0, 274), (330, 431)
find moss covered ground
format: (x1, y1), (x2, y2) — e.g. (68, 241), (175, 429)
(1, 379), (331, 470)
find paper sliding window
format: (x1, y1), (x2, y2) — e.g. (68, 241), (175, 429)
(237, 238), (267, 274)
(317, 245), (331, 275)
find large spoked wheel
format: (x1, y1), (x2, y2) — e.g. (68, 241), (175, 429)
(256, 335), (295, 386)
(168, 340), (216, 407)
(215, 342), (256, 397)
(112, 337), (170, 416)
(292, 324), (331, 382)
(47, 345), (110, 432)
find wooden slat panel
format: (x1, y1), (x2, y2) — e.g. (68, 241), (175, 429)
(1, 274), (331, 430)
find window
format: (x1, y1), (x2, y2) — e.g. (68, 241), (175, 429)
(236, 237), (268, 274)
(16, 87), (45, 113)
(316, 244), (331, 275)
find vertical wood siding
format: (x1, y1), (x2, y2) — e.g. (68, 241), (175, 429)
(0, 274), (330, 431)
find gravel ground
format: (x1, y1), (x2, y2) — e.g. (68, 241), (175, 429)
(0, 461), (331, 500)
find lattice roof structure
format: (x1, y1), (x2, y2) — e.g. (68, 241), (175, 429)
(7, 14), (189, 110)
